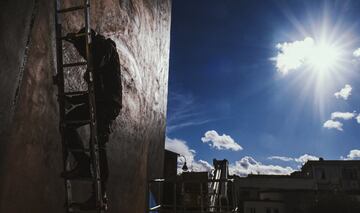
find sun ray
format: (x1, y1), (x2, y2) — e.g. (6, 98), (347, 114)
(273, 5), (359, 119)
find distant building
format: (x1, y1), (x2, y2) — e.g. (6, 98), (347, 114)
(234, 159), (360, 213)
(153, 156), (360, 212)
(149, 155), (237, 212)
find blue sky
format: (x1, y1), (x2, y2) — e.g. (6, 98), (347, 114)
(165, 0), (360, 175)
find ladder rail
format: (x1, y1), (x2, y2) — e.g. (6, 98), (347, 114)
(83, 0), (104, 209)
(54, 0), (73, 211)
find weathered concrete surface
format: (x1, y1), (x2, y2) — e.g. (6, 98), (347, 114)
(0, 0), (171, 212)
(0, 0), (37, 136)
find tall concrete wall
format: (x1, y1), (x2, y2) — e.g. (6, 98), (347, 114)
(0, 0), (171, 212)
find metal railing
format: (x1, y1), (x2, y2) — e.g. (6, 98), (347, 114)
(147, 178), (239, 213)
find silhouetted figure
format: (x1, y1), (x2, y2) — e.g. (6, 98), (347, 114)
(62, 28), (122, 210)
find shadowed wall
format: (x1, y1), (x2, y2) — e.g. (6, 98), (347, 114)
(0, 0), (171, 212)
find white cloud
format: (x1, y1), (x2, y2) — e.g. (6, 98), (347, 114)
(165, 137), (195, 163)
(323, 120), (343, 131)
(165, 137), (213, 173)
(331, 111), (356, 120)
(356, 114), (360, 124)
(229, 156), (294, 176)
(268, 154), (318, 164)
(201, 130), (243, 151)
(274, 37), (314, 75)
(343, 149), (360, 160)
(165, 137), (293, 176)
(268, 156), (294, 161)
(192, 160), (214, 172)
(334, 84), (352, 100)
(353, 48), (360, 57)
(295, 154), (319, 164)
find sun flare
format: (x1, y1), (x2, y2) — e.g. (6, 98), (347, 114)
(273, 18), (355, 117)
(307, 41), (341, 73)
(275, 36), (344, 75)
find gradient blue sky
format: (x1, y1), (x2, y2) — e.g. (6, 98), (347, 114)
(166, 0), (360, 174)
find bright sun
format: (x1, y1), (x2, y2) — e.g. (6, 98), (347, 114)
(272, 8), (358, 118)
(274, 34), (351, 117)
(275, 36), (344, 75)
(307, 41), (341, 72)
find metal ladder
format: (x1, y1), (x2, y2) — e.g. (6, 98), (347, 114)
(53, 0), (105, 212)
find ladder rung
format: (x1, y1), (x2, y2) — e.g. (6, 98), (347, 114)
(68, 209), (97, 212)
(68, 204), (106, 212)
(60, 32), (87, 40)
(62, 62), (87, 68)
(57, 5), (88, 13)
(64, 177), (97, 182)
(68, 148), (91, 153)
(64, 120), (91, 125)
(65, 91), (88, 96)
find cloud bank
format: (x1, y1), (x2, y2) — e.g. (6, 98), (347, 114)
(229, 156), (294, 176)
(165, 137), (293, 176)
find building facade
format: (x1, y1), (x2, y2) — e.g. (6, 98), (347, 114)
(235, 159), (360, 213)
